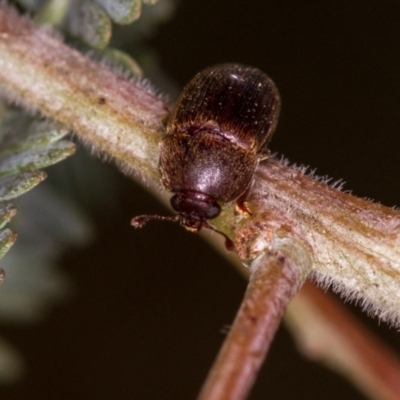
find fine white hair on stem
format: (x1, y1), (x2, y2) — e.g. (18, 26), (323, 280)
(2, 2), (400, 328)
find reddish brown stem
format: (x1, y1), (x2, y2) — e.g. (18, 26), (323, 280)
(198, 249), (306, 400)
(286, 282), (400, 400)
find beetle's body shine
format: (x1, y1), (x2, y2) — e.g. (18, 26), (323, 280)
(159, 64), (281, 231)
(131, 64), (281, 235)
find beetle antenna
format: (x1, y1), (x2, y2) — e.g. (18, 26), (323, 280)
(131, 215), (235, 251)
(203, 222), (235, 251)
(131, 214), (180, 228)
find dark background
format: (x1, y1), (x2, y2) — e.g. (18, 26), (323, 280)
(2, 0), (400, 399)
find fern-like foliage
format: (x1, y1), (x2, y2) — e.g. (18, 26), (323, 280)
(0, 104), (77, 381)
(0, 106), (75, 262)
(14, 0), (159, 49)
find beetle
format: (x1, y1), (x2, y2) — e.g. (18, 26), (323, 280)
(132, 63), (281, 235)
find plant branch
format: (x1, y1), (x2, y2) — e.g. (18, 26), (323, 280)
(198, 238), (312, 400)
(241, 160), (400, 325)
(0, 2), (169, 183)
(286, 281), (400, 400)
(1, 2), (400, 329)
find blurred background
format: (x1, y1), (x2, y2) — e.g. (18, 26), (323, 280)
(1, 0), (400, 399)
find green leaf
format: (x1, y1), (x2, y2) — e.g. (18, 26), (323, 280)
(0, 171), (47, 201)
(67, 0), (112, 49)
(0, 229), (17, 260)
(0, 203), (17, 230)
(0, 124), (68, 156)
(101, 47), (143, 77)
(34, 0), (70, 25)
(15, 0), (166, 52)
(0, 141), (76, 178)
(93, 0), (142, 24)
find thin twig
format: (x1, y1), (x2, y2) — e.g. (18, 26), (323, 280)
(286, 282), (400, 400)
(198, 238), (312, 400)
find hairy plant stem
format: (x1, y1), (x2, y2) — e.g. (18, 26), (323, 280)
(2, 2), (400, 325)
(0, 2), (169, 183)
